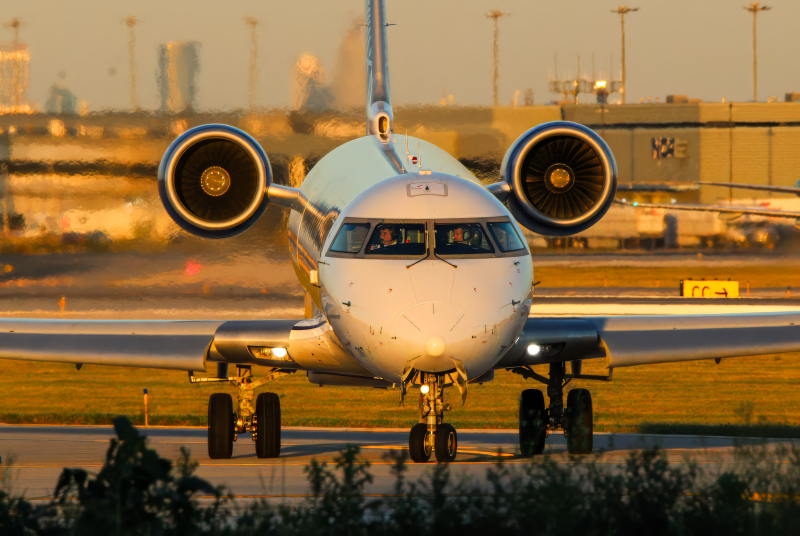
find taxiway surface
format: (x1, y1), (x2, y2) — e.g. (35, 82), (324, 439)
(0, 426), (788, 500)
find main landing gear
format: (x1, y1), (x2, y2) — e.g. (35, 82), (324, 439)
(190, 363), (292, 460)
(408, 372), (457, 463)
(514, 361), (611, 456)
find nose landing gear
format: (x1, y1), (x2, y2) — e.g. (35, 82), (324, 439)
(408, 372), (457, 463)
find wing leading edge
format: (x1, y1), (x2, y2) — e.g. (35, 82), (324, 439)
(0, 317), (375, 376)
(616, 200), (800, 220)
(0, 319), (222, 371)
(499, 312), (800, 369)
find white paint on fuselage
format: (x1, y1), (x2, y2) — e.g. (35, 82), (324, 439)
(318, 172), (533, 383)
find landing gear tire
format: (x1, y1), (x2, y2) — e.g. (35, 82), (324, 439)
(434, 423), (457, 462)
(409, 423), (431, 463)
(208, 393), (234, 459)
(519, 389), (547, 456)
(565, 388), (593, 455)
(255, 392), (281, 459)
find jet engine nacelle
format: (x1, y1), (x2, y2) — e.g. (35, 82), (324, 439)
(158, 124), (272, 238)
(499, 121), (617, 236)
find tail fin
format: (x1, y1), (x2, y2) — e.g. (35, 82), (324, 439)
(365, 0), (393, 140)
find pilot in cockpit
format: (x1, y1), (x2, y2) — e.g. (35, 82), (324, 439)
(369, 226), (397, 250)
(452, 227), (468, 245)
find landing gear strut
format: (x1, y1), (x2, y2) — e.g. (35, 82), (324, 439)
(408, 372), (457, 463)
(514, 361), (606, 456)
(191, 364), (292, 460)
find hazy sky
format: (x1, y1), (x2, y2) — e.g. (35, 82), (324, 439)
(5, 0), (800, 111)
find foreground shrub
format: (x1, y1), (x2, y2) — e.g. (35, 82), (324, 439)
(1, 417), (799, 535)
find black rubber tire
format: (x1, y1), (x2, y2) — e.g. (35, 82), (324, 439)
(409, 423), (431, 463)
(255, 392), (281, 458)
(519, 389), (547, 456)
(208, 393), (234, 459)
(565, 388), (593, 455)
(434, 423), (458, 463)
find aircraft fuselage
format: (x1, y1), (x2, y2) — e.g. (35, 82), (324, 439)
(287, 136), (533, 383)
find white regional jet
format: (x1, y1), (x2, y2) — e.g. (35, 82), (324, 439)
(2, 0), (800, 463)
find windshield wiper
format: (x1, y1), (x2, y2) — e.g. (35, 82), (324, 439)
(407, 229), (430, 269)
(407, 228), (457, 269)
(433, 251), (457, 269)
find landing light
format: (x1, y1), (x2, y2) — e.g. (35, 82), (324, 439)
(527, 344), (541, 355)
(420, 385), (430, 394)
(254, 346), (290, 359)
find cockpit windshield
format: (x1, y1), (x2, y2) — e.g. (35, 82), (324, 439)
(365, 222), (427, 256)
(434, 223), (494, 255)
(329, 222), (371, 253)
(487, 221), (525, 252)
(326, 218), (527, 258)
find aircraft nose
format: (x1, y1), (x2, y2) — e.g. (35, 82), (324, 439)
(425, 336), (446, 357)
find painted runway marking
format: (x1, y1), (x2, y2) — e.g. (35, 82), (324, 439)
(359, 445), (515, 457)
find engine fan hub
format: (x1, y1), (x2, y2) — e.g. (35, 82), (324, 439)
(544, 164), (575, 193)
(200, 166), (231, 197)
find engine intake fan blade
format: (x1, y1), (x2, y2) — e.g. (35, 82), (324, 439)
(175, 139), (259, 223)
(499, 121), (617, 236)
(159, 124), (271, 239)
(521, 136), (604, 221)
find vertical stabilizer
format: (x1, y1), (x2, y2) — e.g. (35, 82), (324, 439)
(365, 0), (393, 141)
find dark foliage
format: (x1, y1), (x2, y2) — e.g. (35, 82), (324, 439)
(1, 417), (799, 536)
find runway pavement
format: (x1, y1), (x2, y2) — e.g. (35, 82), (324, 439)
(0, 425), (790, 500)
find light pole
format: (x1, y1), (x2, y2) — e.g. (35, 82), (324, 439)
(744, 3), (771, 102)
(245, 16), (259, 110)
(124, 15), (140, 111)
(611, 6), (638, 104)
(485, 10), (508, 107)
(3, 18), (23, 109)
(4, 18), (20, 47)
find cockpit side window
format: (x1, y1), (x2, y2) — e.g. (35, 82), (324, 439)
(487, 221), (525, 252)
(329, 222), (371, 253)
(434, 223), (494, 255)
(365, 222), (426, 256)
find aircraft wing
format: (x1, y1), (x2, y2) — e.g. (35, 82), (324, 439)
(0, 317), (374, 376)
(499, 312), (800, 369)
(698, 181), (800, 196)
(616, 200), (800, 220)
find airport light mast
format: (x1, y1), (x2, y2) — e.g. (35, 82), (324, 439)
(485, 10), (508, 107)
(744, 3), (771, 102)
(124, 15), (140, 112)
(245, 16), (259, 110)
(3, 18), (23, 109)
(611, 6), (638, 104)
(4, 18), (21, 47)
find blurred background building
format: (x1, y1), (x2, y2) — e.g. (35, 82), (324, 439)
(157, 42), (200, 113)
(0, 42), (31, 114)
(45, 71), (78, 115)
